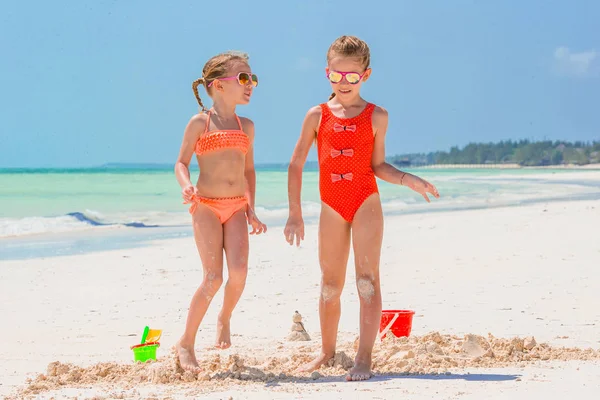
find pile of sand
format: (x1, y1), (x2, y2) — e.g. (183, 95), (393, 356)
(14, 332), (600, 397)
(371, 332), (598, 374)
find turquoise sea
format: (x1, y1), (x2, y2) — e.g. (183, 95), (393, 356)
(1, 166), (599, 260)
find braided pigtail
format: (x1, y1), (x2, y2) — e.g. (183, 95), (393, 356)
(192, 78), (208, 113)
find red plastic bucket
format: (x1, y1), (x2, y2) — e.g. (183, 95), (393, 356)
(379, 310), (415, 340)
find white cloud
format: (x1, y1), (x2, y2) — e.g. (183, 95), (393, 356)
(553, 46), (597, 77)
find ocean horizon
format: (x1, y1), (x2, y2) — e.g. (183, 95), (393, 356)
(0, 162), (307, 173)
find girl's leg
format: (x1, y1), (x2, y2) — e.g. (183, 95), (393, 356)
(217, 208), (249, 348)
(177, 206), (224, 372)
(347, 193), (384, 381)
(299, 203), (351, 372)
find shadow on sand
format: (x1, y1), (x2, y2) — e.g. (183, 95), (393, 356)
(265, 372), (521, 387)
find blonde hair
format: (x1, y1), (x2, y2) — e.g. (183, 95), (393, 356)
(191, 51), (250, 112)
(326, 36), (371, 100)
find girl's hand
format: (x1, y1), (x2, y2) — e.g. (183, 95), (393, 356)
(403, 173), (440, 203)
(283, 215), (305, 247)
(246, 207), (267, 235)
(182, 185), (198, 203)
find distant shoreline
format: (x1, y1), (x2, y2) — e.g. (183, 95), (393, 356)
(409, 163), (600, 170)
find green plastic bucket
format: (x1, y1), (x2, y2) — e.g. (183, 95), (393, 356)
(131, 342), (160, 362)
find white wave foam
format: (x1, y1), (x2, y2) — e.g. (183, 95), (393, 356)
(0, 209), (182, 238)
(0, 215), (102, 238)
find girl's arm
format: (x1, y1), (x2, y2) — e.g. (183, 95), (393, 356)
(241, 118), (267, 234)
(370, 107), (406, 184)
(371, 106), (440, 202)
(287, 106), (321, 217)
(242, 118), (257, 211)
(175, 114), (205, 194)
(284, 106), (320, 246)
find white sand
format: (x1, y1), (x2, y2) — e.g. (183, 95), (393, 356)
(1, 195), (600, 399)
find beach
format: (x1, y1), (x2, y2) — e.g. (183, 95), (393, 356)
(3, 0), (600, 397)
(2, 169), (600, 398)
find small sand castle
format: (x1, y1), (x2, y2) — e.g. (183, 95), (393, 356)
(287, 311), (310, 341)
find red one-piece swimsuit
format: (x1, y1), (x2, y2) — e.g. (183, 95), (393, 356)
(316, 102), (379, 222)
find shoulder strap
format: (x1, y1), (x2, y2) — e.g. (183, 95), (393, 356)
(364, 103), (377, 137)
(235, 114), (243, 131)
(204, 111), (212, 133)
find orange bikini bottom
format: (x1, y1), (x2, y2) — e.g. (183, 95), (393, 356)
(186, 195), (247, 224)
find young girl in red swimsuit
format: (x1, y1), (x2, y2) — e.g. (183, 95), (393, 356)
(174, 51), (267, 373)
(284, 36), (440, 381)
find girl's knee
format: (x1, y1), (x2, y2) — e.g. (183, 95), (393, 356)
(356, 276), (378, 303)
(227, 261), (248, 283)
(321, 280), (343, 302)
(202, 271), (224, 295)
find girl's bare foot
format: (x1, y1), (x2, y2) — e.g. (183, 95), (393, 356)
(175, 340), (202, 373)
(296, 352), (334, 373)
(346, 360), (373, 381)
(215, 318), (231, 349)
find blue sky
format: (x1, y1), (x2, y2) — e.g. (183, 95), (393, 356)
(0, 0), (598, 168)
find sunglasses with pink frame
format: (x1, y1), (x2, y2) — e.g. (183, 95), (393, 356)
(326, 68), (368, 84)
(207, 72), (259, 88)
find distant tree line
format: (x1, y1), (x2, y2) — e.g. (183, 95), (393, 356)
(389, 140), (600, 167)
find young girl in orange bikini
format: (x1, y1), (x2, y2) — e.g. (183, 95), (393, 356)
(174, 51), (267, 373)
(284, 36), (440, 381)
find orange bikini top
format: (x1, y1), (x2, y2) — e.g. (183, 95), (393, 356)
(195, 111), (250, 156)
